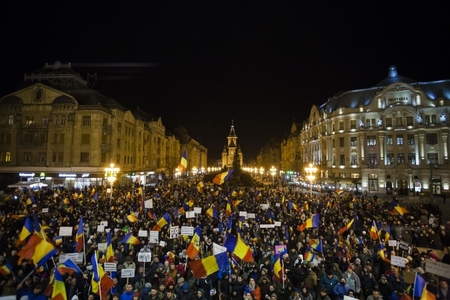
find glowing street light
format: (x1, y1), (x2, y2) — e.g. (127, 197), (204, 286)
(105, 163), (120, 200)
(305, 163), (317, 198)
(270, 166), (276, 186)
(259, 167), (264, 180)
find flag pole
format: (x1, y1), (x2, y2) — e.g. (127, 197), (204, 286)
(95, 250), (102, 300)
(83, 228), (87, 264)
(281, 256), (285, 289)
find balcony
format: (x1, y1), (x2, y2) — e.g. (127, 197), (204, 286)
(101, 143), (111, 152)
(102, 125), (112, 135)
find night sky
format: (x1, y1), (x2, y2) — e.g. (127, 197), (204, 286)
(1, 2), (450, 164)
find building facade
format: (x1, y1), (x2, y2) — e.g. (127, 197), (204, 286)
(221, 120), (243, 169)
(173, 126), (208, 176)
(0, 62), (203, 189)
(298, 66), (450, 196)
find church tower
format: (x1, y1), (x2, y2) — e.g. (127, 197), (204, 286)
(222, 120), (243, 168)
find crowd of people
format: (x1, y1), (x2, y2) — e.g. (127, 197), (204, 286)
(0, 178), (449, 300)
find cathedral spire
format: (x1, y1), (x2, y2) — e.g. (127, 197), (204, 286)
(228, 119), (237, 137)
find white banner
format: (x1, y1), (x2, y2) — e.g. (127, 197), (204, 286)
(259, 224), (276, 228)
(97, 225), (105, 232)
(149, 231), (159, 244)
(181, 226), (194, 236)
(59, 226), (73, 236)
(246, 213), (255, 219)
(260, 204), (269, 210)
(59, 253), (83, 263)
(194, 207), (202, 214)
(97, 242), (107, 252)
(170, 227), (179, 239)
(388, 240), (397, 247)
(138, 252), (152, 262)
(186, 211), (195, 218)
(391, 255), (406, 267)
(42, 208), (49, 213)
(104, 262), (117, 272)
(213, 242), (227, 255)
(121, 269), (135, 278)
(145, 199), (153, 208)
(426, 259), (450, 278)
(274, 221), (281, 227)
(239, 211), (247, 217)
(138, 230), (148, 237)
(100, 221), (108, 227)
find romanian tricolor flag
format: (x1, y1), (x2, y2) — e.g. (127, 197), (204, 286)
(153, 213), (171, 231)
(178, 150), (187, 174)
(120, 233), (140, 245)
(127, 214), (138, 223)
(75, 216), (84, 253)
(304, 201), (309, 211)
(197, 181), (205, 193)
(32, 237), (57, 268)
(224, 233), (253, 262)
(310, 239), (323, 252)
(384, 225), (391, 242)
(91, 250), (114, 298)
(187, 199), (195, 207)
(187, 227), (202, 259)
(273, 256), (283, 281)
(232, 199), (242, 206)
(106, 231), (114, 262)
(213, 169), (234, 185)
(378, 246), (391, 264)
(52, 269), (67, 300)
(189, 252), (229, 278)
(54, 236), (63, 246)
(0, 263), (12, 277)
(297, 214), (320, 231)
(255, 190), (261, 200)
(57, 258), (82, 275)
(338, 217), (355, 235)
(414, 273), (436, 300)
(288, 201), (302, 213)
(370, 220), (379, 240)
(16, 216), (34, 246)
(394, 205), (408, 216)
(304, 247), (315, 261)
(148, 211), (157, 220)
(226, 203), (232, 217)
(206, 206), (218, 219)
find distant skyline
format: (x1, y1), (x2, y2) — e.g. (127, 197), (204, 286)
(1, 2), (450, 164)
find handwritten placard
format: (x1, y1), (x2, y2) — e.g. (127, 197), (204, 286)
(121, 269), (135, 278)
(194, 207), (202, 214)
(100, 221), (108, 227)
(426, 259), (450, 278)
(391, 255), (406, 267)
(97, 242), (107, 252)
(246, 213), (255, 219)
(42, 208), (49, 213)
(239, 211), (247, 217)
(138, 252), (152, 262)
(149, 231), (159, 244)
(186, 211), (195, 218)
(104, 262), (117, 272)
(97, 225), (105, 232)
(170, 227), (179, 239)
(145, 199), (153, 208)
(59, 253), (83, 263)
(138, 230), (148, 237)
(59, 226), (73, 236)
(388, 240), (397, 247)
(274, 221), (281, 227)
(259, 224), (275, 228)
(181, 226), (194, 236)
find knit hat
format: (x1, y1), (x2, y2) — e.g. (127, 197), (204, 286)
(177, 277), (185, 284)
(145, 283), (152, 288)
(380, 275), (387, 281)
(182, 282), (189, 291)
(355, 258), (361, 264)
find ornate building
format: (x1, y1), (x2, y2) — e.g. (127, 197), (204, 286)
(221, 120), (243, 169)
(0, 62), (203, 188)
(173, 126), (208, 175)
(298, 66), (450, 196)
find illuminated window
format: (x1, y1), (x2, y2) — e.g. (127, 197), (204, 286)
(351, 173), (360, 178)
(351, 154), (357, 166)
(407, 134), (414, 145)
(8, 115), (13, 125)
(367, 136), (377, 146)
(396, 134), (404, 145)
(350, 137), (357, 146)
(427, 153), (438, 165)
(5, 152), (10, 162)
(408, 153), (416, 165)
(25, 116), (34, 126)
(386, 135), (393, 145)
(386, 153), (394, 165)
(397, 153), (405, 164)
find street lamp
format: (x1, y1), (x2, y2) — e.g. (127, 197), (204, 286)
(270, 166), (276, 186)
(259, 167), (264, 180)
(305, 163), (317, 198)
(105, 163), (120, 200)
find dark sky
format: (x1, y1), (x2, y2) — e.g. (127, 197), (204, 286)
(1, 2), (450, 164)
